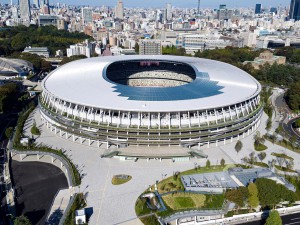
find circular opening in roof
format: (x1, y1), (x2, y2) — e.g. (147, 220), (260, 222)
(106, 60), (196, 87)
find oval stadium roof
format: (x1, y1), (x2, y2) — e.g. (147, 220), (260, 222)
(42, 55), (261, 112)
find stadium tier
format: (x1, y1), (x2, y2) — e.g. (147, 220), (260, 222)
(39, 55), (262, 149)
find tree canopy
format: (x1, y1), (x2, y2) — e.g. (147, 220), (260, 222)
(14, 215), (32, 225)
(0, 25), (91, 56)
(60, 55), (88, 65)
(248, 183), (259, 211)
(255, 178), (297, 208)
(265, 210), (282, 225)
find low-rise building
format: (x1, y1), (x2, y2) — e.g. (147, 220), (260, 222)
(23, 46), (50, 58)
(243, 50), (286, 69)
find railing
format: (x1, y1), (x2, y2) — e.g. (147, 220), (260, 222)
(39, 95), (263, 132)
(58, 193), (77, 225)
(39, 98), (263, 144)
(9, 148), (74, 187)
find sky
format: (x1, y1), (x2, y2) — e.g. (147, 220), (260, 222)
(8, 0), (291, 8)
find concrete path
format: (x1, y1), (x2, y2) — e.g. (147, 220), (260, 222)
(21, 107), (300, 225)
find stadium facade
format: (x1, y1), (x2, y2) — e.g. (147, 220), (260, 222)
(39, 55), (263, 149)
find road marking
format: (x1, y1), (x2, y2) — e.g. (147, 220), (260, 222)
(285, 222), (300, 225)
(291, 217), (300, 220)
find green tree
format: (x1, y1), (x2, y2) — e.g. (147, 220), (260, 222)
(5, 127), (13, 139)
(14, 215), (32, 225)
(31, 121), (40, 135)
(265, 210), (282, 225)
(225, 187), (249, 212)
(248, 183), (259, 212)
(206, 160), (211, 168)
(220, 158), (225, 167)
(60, 55), (87, 65)
(235, 140), (243, 154)
(258, 152), (266, 162)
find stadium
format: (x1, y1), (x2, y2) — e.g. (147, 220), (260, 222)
(39, 55), (263, 152)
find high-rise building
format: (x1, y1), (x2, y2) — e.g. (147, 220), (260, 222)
(139, 39), (162, 55)
(270, 7), (277, 14)
(217, 8), (233, 20)
(19, 0), (31, 21)
(290, 0), (300, 21)
(115, 0), (124, 20)
(166, 3), (172, 21)
(219, 4), (226, 10)
(82, 7), (93, 24)
(255, 4), (262, 14)
(34, 0), (40, 8)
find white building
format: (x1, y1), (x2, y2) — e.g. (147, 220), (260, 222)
(139, 39), (162, 55)
(23, 47), (50, 58)
(67, 40), (95, 58)
(82, 7), (93, 24)
(176, 33), (232, 54)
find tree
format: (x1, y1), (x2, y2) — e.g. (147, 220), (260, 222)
(5, 127), (13, 139)
(14, 215), (32, 225)
(248, 183), (259, 212)
(258, 152), (266, 162)
(206, 159), (211, 168)
(286, 159), (294, 170)
(235, 140), (243, 154)
(265, 210), (282, 225)
(225, 187), (249, 212)
(31, 121), (40, 135)
(60, 55), (87, 65)
(220, 158), (225, 167)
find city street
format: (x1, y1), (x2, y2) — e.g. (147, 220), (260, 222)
(237, 212), (300, 225)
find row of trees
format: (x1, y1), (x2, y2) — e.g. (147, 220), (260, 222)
(225, 178), (297, 212)
(0, 82), (19, 113)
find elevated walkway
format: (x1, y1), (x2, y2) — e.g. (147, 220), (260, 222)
(101, 146), (207, 160)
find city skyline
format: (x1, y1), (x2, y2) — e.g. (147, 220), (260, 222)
(7, 0), (290, 8)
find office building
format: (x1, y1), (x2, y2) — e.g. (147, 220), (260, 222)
(255, 4), (262, 14)
(34, 0), (40, 8)
(82, 7), (93, 24)
(115, 0), (124, 20)
(19, 0), (31, 21)
(139, 39), (162, 55)
(166, 3), (172, 21)
(290, 0), (300, 21)
(38, 15), (58, 26)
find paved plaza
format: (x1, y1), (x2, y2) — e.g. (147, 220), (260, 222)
(22, 107), (300, 225)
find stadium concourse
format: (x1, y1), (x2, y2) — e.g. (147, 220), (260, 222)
(39, 55), (263, 157)
(24, 108), (300, 225)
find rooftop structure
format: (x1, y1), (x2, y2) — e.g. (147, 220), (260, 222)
(23, 47), (50, 58)
(181, 168), (296, 193)
(0, 58), (33, 76)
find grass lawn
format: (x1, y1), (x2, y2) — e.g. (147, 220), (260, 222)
(162, 193), (205, 210)
(254, 143), (268, 151)
(252, 162), (269, 168)
(275, 165), (296, 173)
(156, 165), (231, 194)
(135, 197), (153, 216)
(111, 175), (132, 185)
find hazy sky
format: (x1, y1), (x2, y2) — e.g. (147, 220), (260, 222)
(8, 0), (291, 8)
